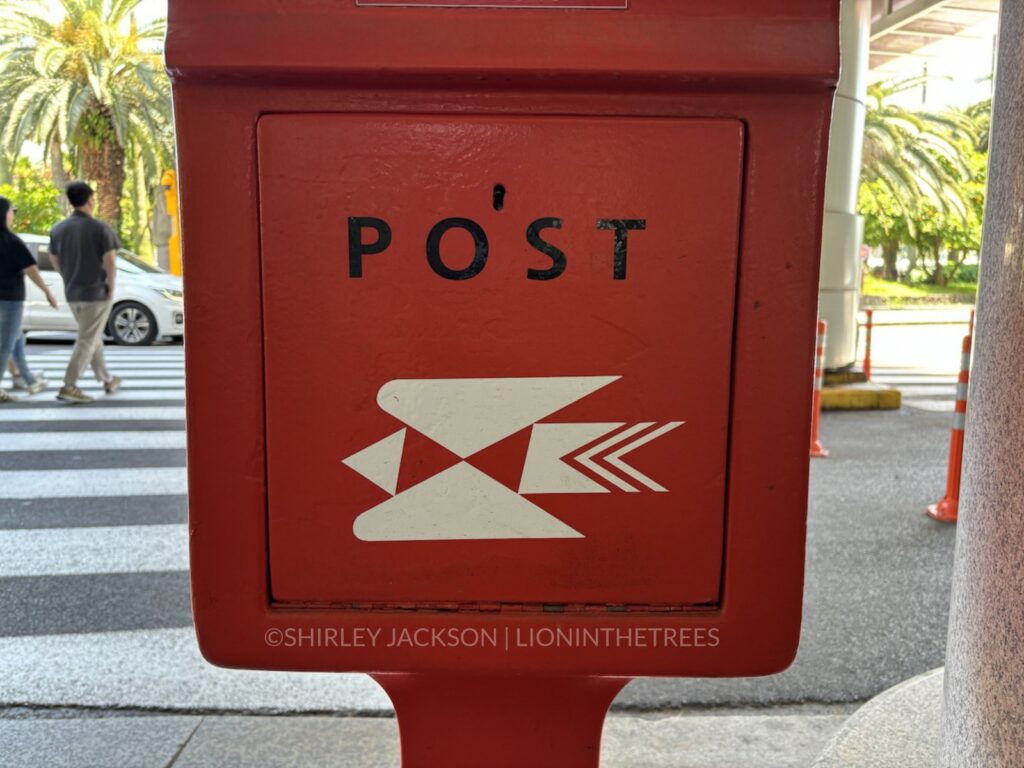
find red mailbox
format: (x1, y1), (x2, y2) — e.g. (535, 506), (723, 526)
(168, 2), (838, 764)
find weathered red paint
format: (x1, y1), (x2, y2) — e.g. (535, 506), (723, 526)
(260, 113), (743, 607)
(168, 1), (838, 763)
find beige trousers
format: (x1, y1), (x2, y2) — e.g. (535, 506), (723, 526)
(65, 301), (113, 386)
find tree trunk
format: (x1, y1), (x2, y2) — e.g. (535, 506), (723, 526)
(947, 249), (965, 283)
(84, 141), (125, 230)
(49, 135), (70, 214)
(882, 240), (900, 281)
(931, 237), (947, 286)
(79, 109), (125, 231)
(905, 245), (919, 282)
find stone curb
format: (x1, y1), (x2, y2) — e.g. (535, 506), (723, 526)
(812, 667), (942, 768)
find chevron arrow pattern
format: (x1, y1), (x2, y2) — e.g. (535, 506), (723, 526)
(524, 421), (684, 494)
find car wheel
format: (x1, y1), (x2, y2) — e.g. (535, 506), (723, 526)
(109, 302), (158, 346)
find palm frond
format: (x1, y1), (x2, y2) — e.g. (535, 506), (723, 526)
(0, 0), (174, 227)
(107, 0), (144, 26)
(861, 76), (986, 231)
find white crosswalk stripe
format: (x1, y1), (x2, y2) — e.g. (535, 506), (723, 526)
(76, 378), (186, 388)
(0, 467), (187, 498)
(0, 431), (186, 451)
(896, 399), (958, 412)
(0, 406), (185, 421)
(13, 389), (185, 402)
(27, 360), (183, 369)
(29, 356), (184, 362)
(0, 524), (188, 576)
(25, 354), (184, 362)
(26, 371), (186, 379)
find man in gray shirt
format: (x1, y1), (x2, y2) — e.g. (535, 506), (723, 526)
(49, 182), (122, 403)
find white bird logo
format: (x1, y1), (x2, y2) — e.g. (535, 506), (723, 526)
(341, 376), (683, 542)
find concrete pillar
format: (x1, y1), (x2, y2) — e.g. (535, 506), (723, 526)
(942, 4), (1024, 765)
(818, 0), (870, 370)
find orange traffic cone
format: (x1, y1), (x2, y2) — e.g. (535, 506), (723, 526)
(810, 319), (829, 458)
(862, 308), (873, 381)
(927, 334), (972, 523)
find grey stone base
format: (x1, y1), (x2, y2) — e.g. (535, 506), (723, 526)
(813, 668), (943, 768)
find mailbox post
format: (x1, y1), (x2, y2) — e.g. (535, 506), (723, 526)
(167, 2), (839, 764)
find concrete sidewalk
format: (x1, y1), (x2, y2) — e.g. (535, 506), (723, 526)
(0, 707), (853, 768)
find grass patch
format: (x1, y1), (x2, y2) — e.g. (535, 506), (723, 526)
(863, 274), (978, 300)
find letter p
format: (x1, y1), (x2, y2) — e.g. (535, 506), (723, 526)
(348, 217), (392, 278)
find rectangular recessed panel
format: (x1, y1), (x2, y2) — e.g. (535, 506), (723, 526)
(260, 114), (743, 606)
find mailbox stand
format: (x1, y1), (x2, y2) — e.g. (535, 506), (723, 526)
(374, 673), (628, 767)
(169, 1), (839, 764)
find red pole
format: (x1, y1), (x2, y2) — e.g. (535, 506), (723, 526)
(927, 334), (972, 523)
(863, 308), (873, 381)
(968, 308), (976, 338)
(810, 319), (829, 458)
(374, 673), (628, 768)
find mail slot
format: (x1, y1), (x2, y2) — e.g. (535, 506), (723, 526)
(169, 0), (839, 678)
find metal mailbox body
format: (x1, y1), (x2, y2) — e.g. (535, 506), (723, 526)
(168, 0), (839, 678)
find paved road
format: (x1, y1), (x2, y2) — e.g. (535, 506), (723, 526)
(859, 306), (972, 413)
(0, 334), (962, 715)
(858, 306), (973, 376)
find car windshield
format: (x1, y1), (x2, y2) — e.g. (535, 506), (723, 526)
(117, 250), (166, 274)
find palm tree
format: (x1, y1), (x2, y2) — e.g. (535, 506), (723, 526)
(0, 0), (172, 229)
(861, 77), (979, 281)
(861, 77), (977, 225)
(962, 97), (992, 154)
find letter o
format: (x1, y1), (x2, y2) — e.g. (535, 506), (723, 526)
(426, 217), (489, 280)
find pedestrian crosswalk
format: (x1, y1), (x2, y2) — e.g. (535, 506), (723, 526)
(0, 342), (391, 714)
(870, 366), (959, 413)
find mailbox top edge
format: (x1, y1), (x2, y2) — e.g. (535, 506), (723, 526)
(165, 0), (840, 90)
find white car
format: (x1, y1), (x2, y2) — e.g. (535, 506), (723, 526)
(18, 233), (184, 346)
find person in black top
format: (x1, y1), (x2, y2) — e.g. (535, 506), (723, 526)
(0, 197), (58, 402)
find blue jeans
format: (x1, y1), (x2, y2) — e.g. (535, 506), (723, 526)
(0, 300), (36, 387)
